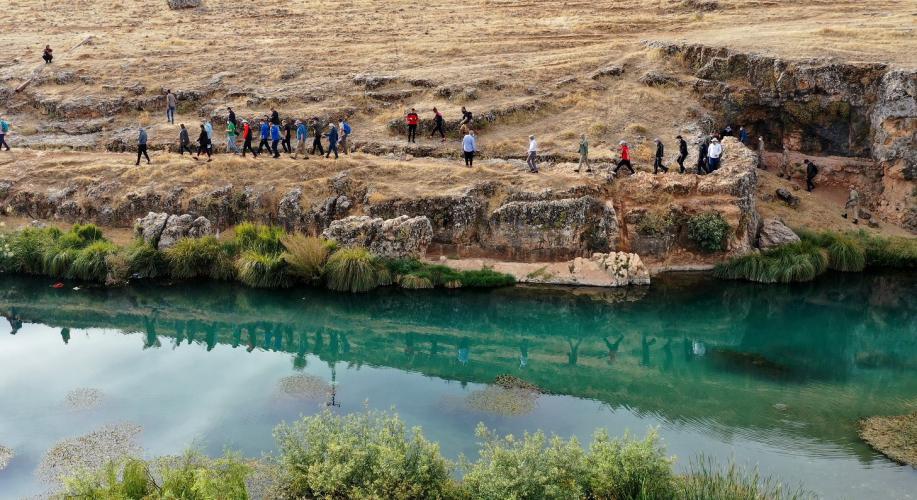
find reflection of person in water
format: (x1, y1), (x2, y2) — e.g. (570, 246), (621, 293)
(231, 326), (242, 348)
(142, 315), (159, 349)
(603, 335), (624, 364)
(430, 338), (440, 357)
(293, 330), (309, 371)
(458, 338), (470, 365)
(405, 332), (415, 358)
(246, 326), (257, 353)
(567, 337), (582, 366)
(683, 336), (692, 362)
(205, 323), (218, 352)
(314, 330), (324, 352)
(640, 334), (657, 367)
(662, 338), (673, 372)
(519, 338), (529, 368)
(60, 327), (71, 345)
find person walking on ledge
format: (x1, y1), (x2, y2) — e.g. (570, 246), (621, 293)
(339, 117), (351, 155)
(696, 137), (708, 174)
(226, 119), (240, 154)
(178, 124), (194, 156)
(653, 138), (668, 174)
(326, 123), (339, 159)
(462, 130), (476, 167)
(282, 119), (293, 154)
(706, 137), (723, 172)
(310, 118), (325, 156)
(257, 119), (271, 155)
(676, 135), (688, 173)
(241, 120), (257, 157)
(526, 135), (539, 173)
(0, 116), (11, 151)
(843, 185), (860, 224)
(575, 134), (591, 173)
(293, 120), (307, 159)
(406, 108), (419, 143)
(166, 90), (177, 124)
(195, 124), (211, 162)
(804, 159), (819, 192)
(136, 127), (151, 166)
(270, 121), (282, 158)
(613, 141), (635, 175)
(430, 107), (445, 142)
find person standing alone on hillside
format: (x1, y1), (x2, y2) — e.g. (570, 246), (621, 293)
(166, 90), (177, 124)
(406, 108), (419, 143)
(803, 159), (819, 192)
(42, 45), (53, 64)
(430, 107), (445, 142)
(843, 185), (860, 223)
(613, 141), (635, 175)
(653, 138), (668, 174)
(574, 134), (591, 173)
(310, 118), (325, 156)
(526, 135), (539, 173)
(0, 117), (10, 151)
(462, 130), (476, 167)
(136, 126), (150, 166)
(676, 135), (688, 173)
(178, 124), (194, 156)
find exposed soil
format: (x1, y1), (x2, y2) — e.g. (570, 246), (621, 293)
(859, 412), (917, 467)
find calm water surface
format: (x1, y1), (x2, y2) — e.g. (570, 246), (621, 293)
(0, 272), (915, 498)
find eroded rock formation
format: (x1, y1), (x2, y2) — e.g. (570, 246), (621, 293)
(135, 212), (213, 250)
(322, 215), (433, 259)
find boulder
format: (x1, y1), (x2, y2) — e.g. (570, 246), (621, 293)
(135, 212), (170, 246)
(322, 215), (433, 259)
(776, 188), (800, 208)
(757, 218), (800, 249)
(167, 0), (201, 8)
(135, 212), (212, 249)
(639, 71), (680, 87)
(571, 252), (651, 286)
(590, 65), (624, 80)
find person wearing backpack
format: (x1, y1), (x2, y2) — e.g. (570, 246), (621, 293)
(339, 118), (351, 155)
(0, 117), (10, 151)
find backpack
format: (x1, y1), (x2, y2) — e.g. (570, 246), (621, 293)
(0, 120), (8, 133)
(342, 123), (351, 135)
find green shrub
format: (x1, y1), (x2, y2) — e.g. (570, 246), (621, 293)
(165, 237), (237, 281)
(273, 409), (451, 499)
(855, 231), (917, 268)
(824, 235), (866, 272)
(234, 222), (285, 254)
(69, 241), (118, 282)
(46, 248), (78, 278)
(715, 241), (827, 283)
(584, 429), (676, 499)
(324, 247), (391, 292)
(636, 210), (675, 236)
(687, 212), (731, 253)
(679, 456), (812, 500)
(399, 273), (434, 289)
(386, 259), (516, 289)
(459, 269), (517, 288)
(9, 227), (60, 274)
(125, 240), (167, 279)
(236, 250), (293, 288)
(461, 425), (586, 499)
(71, 223), (105, 244)
(281, 234), (329, 281)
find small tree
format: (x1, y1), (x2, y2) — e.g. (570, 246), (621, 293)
(687, 212), (731, 252)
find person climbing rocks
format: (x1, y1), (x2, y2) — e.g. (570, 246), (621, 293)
(270, 120), (282, 158)
(282, 119), (293, 154)
(310, 118), (325, 156)
(843, 185), (860, 223)
(707, 137), (723, 172)
(293, 119), (307, 159)
(757, 136), (766, 169)
(574, 134), (591, 173)
(459, 106), (473, 128)
(241, 120), (257, 157)
(696, 137), (708, 174)
(226, 119), (241, 154)
(204, 120), (214, 154)
(0, 116), (10, 151)
(462, 130), (476, 167)
(178, 124), (194, 156)
(135, 126), (150, 166)
(339, 117), (351, 155)
(653, 138), (668, 174)
(405, 108), (419, 143)
(227, 107), (237, 127)
(257, 119), (271, 155)
(430, 107), (445, 141)
(42, 45), (53, 64)
(326, 123), (339, 159)
(166, 90), (177, 124)
(676, 135), (688, 173)
(804, 159), (819, 192)
(613, 141), (635, 175)
(526, 135), (539, 173)
(195, 124), (211, 162)
(270, 107), (280, 126)
(738, 126), (749, 144)
(780, 143), (791, 178)
(721, 125), (733, 137)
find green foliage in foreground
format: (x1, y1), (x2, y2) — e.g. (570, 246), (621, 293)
(717, 229), (916, 283)
(63, 410), (812, 500)
(386, 259), (516, 289)
(687, 211), (731, 253)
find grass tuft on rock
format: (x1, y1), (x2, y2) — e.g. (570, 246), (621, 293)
(324, 247), (391, 293)
(165, 236), (237, 281)
(234, 222), (285, 254)
(125, 240), (167, 279)
(69, 241), (118, 282)
(236, 250), (294, 288)
(281, 234), (330, 281)
(387, 259), (516, 288)
(398, 273), (434, 289)
(715, 241), (827, 283)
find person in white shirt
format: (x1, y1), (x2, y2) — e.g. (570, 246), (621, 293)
(462, 131), (476, 167)
(526, 135), (539, 173)
(706, 137), (723, 172)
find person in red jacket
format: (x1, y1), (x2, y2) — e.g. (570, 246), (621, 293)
(241, 120), (257, 157)
(613, 140), (636, 175)
(405, 108), (419, 143)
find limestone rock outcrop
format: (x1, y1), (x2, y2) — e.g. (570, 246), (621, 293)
(441, 252), (650, 288)
(135, 212), (213, 250)
(322, 215), (433, 259)
(167, 0), (201, 9)
(757, 218), (800, 249)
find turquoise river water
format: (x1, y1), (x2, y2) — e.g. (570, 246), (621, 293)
(0, 271), (915, 498)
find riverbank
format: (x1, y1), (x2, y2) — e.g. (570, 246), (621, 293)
(859, 413), (917, 468)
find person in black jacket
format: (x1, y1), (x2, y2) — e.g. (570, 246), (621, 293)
(282, 119), (293, 154)
(676, 135), (688, 173)
(227, 107), (237, 127)
(653, 138), (668, 174)
(195, 124), (211, 162)
(270, 108), (280, 126)
(310, 118), (325, 155)
(804, 159), (819, 191)
(430, 107), (445, 141)
(178, 124), (194, 156)
(696, 138), (709, 175)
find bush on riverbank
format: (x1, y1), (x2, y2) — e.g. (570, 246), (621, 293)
(687, 211), (731, 253)
(63, 410), (810, 500)
(716, 229), (916, 283)
(0, 223), (516, 293)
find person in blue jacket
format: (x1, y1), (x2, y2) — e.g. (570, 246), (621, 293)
(270, 121), (282, 158)
(257, 119), (271, 155)
(293, 119), (308, 159)
(325, 123), (339, 159)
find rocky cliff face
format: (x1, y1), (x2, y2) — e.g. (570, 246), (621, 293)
(647, 41), (915, 232)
